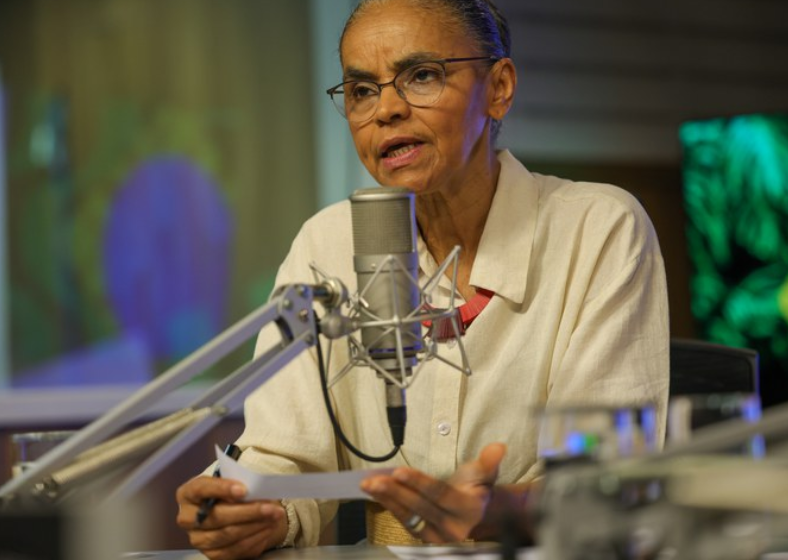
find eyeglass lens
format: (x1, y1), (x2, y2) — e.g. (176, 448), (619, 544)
(333, 61), (447, 122)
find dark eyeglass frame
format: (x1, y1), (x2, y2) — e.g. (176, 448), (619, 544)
(326, 56), (500, 122)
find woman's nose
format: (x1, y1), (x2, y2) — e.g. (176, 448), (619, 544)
(375, 84), (410, 122)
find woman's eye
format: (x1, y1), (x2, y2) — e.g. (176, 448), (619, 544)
(410, 66), (440, 83)
(350, 84), (377, 99)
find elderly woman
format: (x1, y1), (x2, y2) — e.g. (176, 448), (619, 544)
(175, 0), (669, 557)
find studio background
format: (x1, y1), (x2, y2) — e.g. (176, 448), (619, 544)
(1, 0), (787, 401)
(1, 0), (787, 550)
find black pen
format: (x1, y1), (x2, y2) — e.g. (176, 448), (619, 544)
(195, 443), (242, 526)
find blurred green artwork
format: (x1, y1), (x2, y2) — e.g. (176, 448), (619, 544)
(681, 114), (788, 406)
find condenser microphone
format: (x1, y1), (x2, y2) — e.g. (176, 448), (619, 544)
(350, 187), (422, 448)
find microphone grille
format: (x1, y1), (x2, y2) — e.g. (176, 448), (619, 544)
(350, 187), (416, 254)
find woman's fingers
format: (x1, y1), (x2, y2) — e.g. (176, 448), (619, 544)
(450, 443), (507, 487)
(363, 473), (472, 542)
(189, 502), (287, 557)
(393, 468), (465, 506)
(476, 443), (507, 478)
(184, 500), (282, 531)
(175, 475), (288, 558)
(361, 444), (508, 543)
(176, 476), (247, 507)
(197, 516), (283, 560)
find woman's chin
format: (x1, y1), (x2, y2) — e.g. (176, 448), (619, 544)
(375, 170), (432, 192)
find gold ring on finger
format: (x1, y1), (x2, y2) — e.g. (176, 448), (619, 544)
(405, 513), (427, 533)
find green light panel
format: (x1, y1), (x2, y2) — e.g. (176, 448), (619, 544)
(681, 114), (788, 405)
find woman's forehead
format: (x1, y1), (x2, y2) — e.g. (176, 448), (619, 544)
(341, 3), (470, 73)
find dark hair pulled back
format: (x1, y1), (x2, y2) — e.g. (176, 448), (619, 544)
(342, 0), (510, 60)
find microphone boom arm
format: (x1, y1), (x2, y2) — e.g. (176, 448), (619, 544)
(0, 282), (343, 505)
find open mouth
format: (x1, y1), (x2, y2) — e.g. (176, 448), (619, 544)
(382, 142), (422, 159)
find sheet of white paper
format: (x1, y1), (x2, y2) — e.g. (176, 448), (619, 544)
(215, 445), (393, 500)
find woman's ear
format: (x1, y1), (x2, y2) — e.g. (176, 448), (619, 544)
(488, 58), (517, 121)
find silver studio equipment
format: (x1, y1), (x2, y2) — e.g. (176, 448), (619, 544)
(535, 400), (788, 560)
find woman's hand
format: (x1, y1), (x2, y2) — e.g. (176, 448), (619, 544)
(361, 443), (508, 543)
(175, 476), (288, 560)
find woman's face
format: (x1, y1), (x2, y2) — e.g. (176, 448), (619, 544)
(340, 1), (501, 195)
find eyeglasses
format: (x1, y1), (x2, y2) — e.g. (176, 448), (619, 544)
(326, 56), (500, 123)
